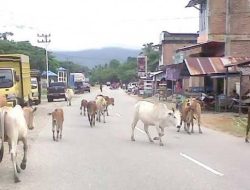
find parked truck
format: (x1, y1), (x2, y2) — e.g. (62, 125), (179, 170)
(0, 54), (32, 106)
(69, 73), (86, 94)
(30, 69), (41, 105)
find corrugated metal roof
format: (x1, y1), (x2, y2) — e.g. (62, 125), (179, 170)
(185, 57), (250, 76)
(185, 57), (230, 76)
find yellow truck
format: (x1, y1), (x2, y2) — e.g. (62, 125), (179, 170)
(0, 54), (32, 106)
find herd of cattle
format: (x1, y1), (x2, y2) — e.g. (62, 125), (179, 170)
(0, 88), (248, 183)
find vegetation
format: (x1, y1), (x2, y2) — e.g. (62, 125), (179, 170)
(0, 39), (89, 74)
(90, 43), (160, 84)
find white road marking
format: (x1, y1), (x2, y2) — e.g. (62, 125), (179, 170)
(136, 127), (146, 134)
(180, 152), (224, 176)
(115, 113), (121, 117)
(114, 113), (145, 134)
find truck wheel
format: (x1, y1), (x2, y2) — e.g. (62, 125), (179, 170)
(48, 98), (53, 102)
(34, 100), (39, 105)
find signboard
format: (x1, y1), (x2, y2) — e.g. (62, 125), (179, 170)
(137, 56), (147, 77)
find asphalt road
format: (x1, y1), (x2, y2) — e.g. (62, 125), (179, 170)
(1, 86), (250, 190)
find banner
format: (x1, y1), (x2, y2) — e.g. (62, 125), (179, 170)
(137, 56), (147, 77)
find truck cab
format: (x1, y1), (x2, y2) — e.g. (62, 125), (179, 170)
(0, 54), (32, 106)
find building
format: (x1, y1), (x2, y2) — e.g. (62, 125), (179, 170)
(159, 31), (198, 67)
(174, 0), (250, 96)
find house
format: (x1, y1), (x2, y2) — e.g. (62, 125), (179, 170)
(174, 0), (250, 96)
(158, 31), (199, 92)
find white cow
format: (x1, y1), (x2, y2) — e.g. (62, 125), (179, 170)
(0, 105), (37, 183)
(131, 101), (179, 146)
(65, 88), (74, 106)
(95, 95), (107, 123)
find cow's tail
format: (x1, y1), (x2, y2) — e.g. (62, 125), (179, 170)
(0, 109), (6, 162)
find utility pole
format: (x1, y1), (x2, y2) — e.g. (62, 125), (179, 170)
(37, 33), (51, 87)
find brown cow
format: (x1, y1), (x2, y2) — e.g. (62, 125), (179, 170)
(87, 101), (97, 127)
(103, 96), (114, 116)
(80, 99), (88, 116)
(177, 98), (202, 134)
(48, 108), (64, 141)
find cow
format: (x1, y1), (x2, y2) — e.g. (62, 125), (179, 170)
(0, 95), (7, 107)
(87, 101), (97, 127)
(80, 99), (88, 116)
(177, 98), (202, 134)
(48, 108), (64, 141)
(0, 105), (37, 183)
(131, 101), (179, 146)
(95, 95), (107, 123)
(65, 88), (74, 106)
(103, 96), (114, 116)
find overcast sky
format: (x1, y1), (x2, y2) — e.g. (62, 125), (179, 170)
(0, 0), (199, 51)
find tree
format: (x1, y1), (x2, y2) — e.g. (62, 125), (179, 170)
(142, 43), (160, 72)
(0, 32), (14, 40)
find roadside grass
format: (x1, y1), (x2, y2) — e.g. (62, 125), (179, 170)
(201, 112), (248, 137)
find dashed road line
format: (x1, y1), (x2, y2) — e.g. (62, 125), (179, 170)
(115, 113), (121, 117)
(180, 152), (224, 176)
(135, 127), (146, 134)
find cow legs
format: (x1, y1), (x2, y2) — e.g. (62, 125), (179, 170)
(177, 117), (183, 132)
(155, 126), (164, 146)
(59, 125), (63, 139)
(80, 106), (82, 115)
(131, 116), (139, 141)
(92, 114), (95, 126)
(102, 111), (106, 123)
(198, 117), (202, 133)
(88, 113), (92, 127)
(52, 121), (56, 141)
(10, 142), (20, 183)
(144, 124), (153, 143)
(20, 138), (27, 170)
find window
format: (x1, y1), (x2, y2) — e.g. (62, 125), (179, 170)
(0, 69), (14, 88)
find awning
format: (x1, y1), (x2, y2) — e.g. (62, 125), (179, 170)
(165, 64), (184, 81)
(185, 57), (227, 76)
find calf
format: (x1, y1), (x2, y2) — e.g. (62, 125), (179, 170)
(177, 98), (202, 134)
(65, 89), (74, 106)
(80, 99), (88, 116)
(0, 105), (36, 183)
(48, 108), (64, 141)
(103, 96), (114, 116)
(87, 101), (97, 127)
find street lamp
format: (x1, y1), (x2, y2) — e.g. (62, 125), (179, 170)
(37, 33), (51, 87)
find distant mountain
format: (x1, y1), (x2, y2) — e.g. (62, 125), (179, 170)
(52, 47), (140, 68)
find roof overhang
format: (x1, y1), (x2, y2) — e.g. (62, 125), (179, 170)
(185, 57), (250, 76)
(176, 41), (224, 53)
(186, 0), (204, 8)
